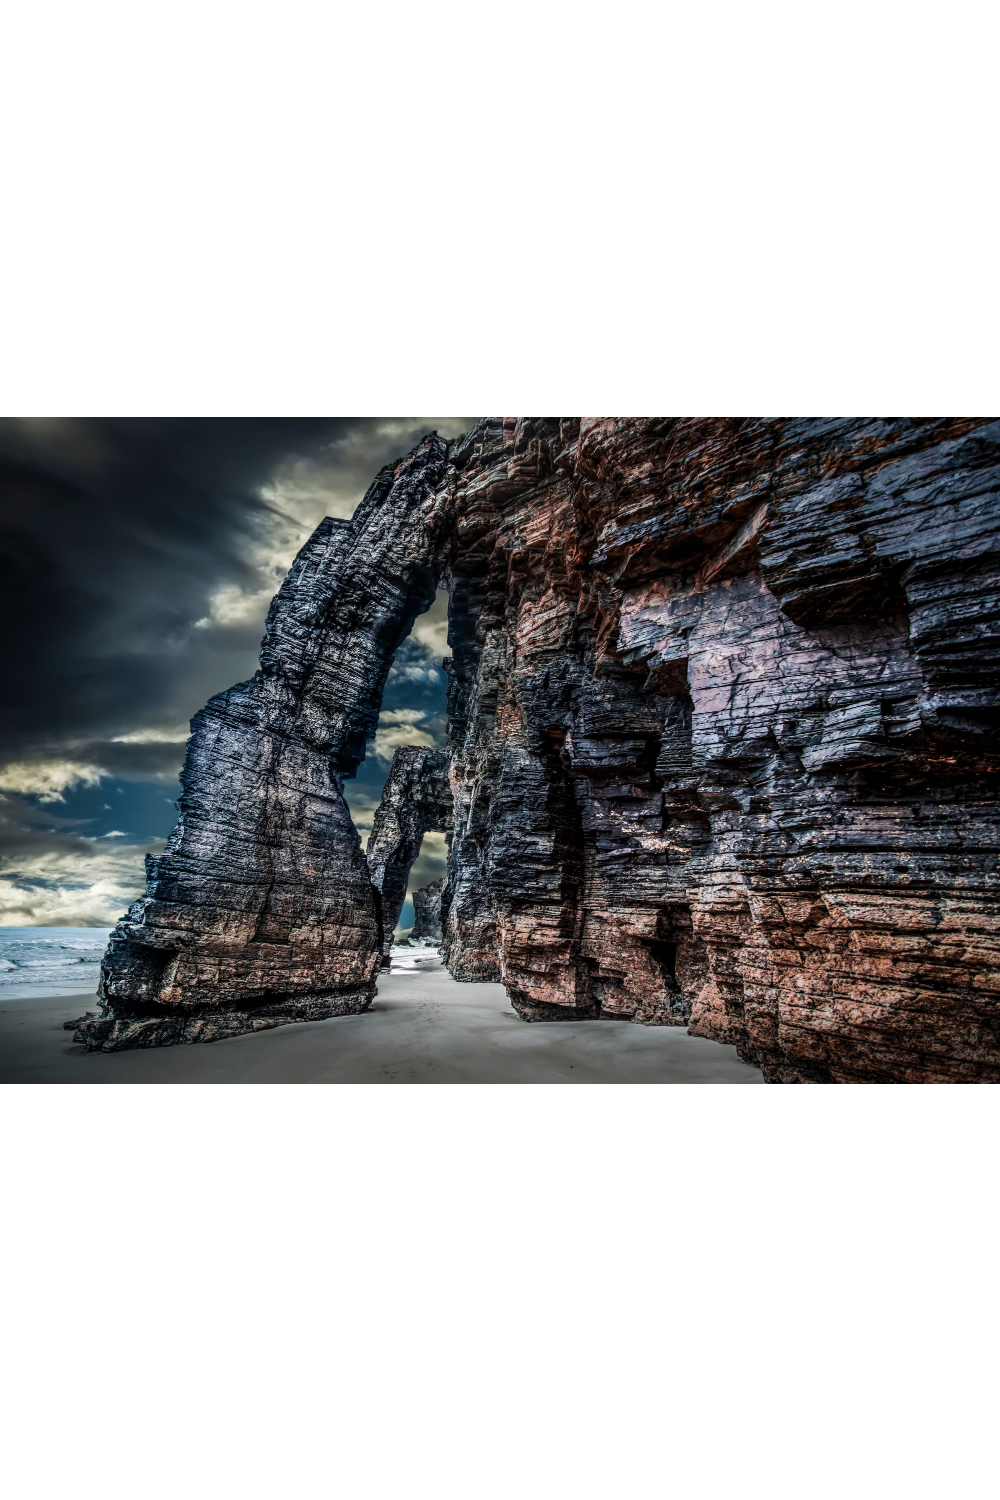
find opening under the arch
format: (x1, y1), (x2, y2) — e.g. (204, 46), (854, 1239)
(343, 585), (450, 938)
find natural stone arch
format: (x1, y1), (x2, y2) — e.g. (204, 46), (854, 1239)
(77, 416), (1000, 1083)
(80, 434), (452, 1049)
(365, 746), (451, 966)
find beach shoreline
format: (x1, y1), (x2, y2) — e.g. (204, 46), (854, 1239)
(0, 962), (764, 1085)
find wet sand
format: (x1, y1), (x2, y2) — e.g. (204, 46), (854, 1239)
(0, 963), (764, 1084)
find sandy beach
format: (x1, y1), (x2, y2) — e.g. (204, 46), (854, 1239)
(0, 961), (763, 1084)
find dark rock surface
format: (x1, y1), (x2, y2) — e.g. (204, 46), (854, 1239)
(77, 436), (451, 1050)
(442, 418), (1000, 1081)
(82, 417), (1000, 1081)
(410, 878), (446, 943)
(366, 748), (450, 963)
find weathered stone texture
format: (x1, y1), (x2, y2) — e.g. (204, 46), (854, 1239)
(366, 747), (450, 963)
(410, 879), (446, 943)
(83, 417), (999, 1081)
(441, 418), (1000, 1081)
(78, 436), (451, 1050)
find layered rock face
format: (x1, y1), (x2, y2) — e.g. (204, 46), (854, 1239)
(442, 418), (1000, 1081)
(78, 437), (450, 1049)
(410, 879), (446, 943)
(365, 747), (450, 963)
(83, 417), (999, 1081)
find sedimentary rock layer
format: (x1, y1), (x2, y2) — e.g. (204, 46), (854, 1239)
(366, 748), (450, 963)
(410, 879), (446, 943)
(78, 436), (451, 1049)
(83, 416), (1000, 1081)
(441, 418), (1000, 1081)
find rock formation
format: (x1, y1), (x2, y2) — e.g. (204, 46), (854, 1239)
(77, 436), (451, 1049)
(365, 747), (450, 963)
(409, 879), (446, 944)
(442, 418), (1000, 1082)
(81, 417), (1000, 1081)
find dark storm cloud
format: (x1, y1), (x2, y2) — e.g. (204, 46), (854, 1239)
(0, 790), (99, 861)
(0, 418), (472, 774)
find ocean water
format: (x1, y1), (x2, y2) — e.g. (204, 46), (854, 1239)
(389, 938), (441, 972)
(0, 927), (111, 999)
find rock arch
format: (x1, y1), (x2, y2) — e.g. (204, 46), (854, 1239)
(79, 418), (1000, 1082)
(365, 746), (451, 966)
(81, 434), (451, 1049)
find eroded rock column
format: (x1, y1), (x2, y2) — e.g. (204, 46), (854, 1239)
(366, 747), (451, 964)
(411, 879), (446, 943)
(79, 436), (451, 1049)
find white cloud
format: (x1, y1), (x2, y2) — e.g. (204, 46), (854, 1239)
(0, 838), (165, 926)
(0, 760), (106, 802)
(0, 877), (135, 927)
(386, 659), (440, 685)
(409, 587), (450, 661)
(370, 709), (439, 766)
(260, 455), (364, 523)
(410, 616), (449, 659)
(195, 583), (278, 630)
(376, 709), (428, 727)
(408, 829), (448, 898)
(111, 726), (190, 745)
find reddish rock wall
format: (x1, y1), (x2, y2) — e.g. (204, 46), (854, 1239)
(441, 419), (1000, 1082)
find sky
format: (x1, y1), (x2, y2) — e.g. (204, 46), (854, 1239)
(0, 418), (476, 928)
